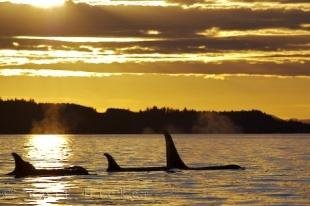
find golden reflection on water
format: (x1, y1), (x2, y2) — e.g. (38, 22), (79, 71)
(24, 135), (70, 205)
(26, 135), (70, 168)
(0, 135), (308, 205)
(26, 177), (68, 206)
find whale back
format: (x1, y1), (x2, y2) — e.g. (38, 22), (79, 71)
(8, 153), (36, 177)
(104, 153), (121, 171)
(164, 132), (188, 169)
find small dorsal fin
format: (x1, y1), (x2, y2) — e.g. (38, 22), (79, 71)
(8, 153), (36, 177)
(164, 132), (188, 169)
(104, 153), (121, 171)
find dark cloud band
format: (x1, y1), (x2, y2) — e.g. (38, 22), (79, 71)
(0, 2), (309, 36)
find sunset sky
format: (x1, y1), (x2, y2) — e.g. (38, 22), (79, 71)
(0, 0), (309, 119)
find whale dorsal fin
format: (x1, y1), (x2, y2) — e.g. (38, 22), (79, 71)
(8, 153), (36, 177)
(104, 153), (121, 171)
(164, 132), (188, 169)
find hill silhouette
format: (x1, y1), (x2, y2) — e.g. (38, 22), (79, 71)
(0, 99), (309, 134)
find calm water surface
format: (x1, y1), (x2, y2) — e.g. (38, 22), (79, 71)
(0, 134), (309, 205)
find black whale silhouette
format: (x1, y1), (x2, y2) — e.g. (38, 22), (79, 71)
(8, 153), (89, 178)
(104, 132), (245, 172)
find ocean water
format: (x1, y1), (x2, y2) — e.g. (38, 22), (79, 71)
(0, 134), (309, 205)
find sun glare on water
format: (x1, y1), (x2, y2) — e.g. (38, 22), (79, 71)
(26, 135), (70, 168)
(12, 0), (65, 8)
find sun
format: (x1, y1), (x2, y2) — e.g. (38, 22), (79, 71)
(13, 0), (65, 8)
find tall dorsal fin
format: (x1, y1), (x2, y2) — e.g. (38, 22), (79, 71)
(104, 153), (121, 171)
(164, 132), (188, 169)
(8, 153), (36, 177)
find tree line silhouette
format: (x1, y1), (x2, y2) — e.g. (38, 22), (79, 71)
(0, 99), (309, 134)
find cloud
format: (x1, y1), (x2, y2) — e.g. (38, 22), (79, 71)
(1, 35), (309, 54)
(235, 0), (310, 3)
(1, 68), (310, 80)
(197, 28), (310, 37)
(0, 2), (309, 77)
(1, 59), (310, 76)
(167, 0), (206, 5)
(1, 34), (309, 55)
(0, 2), (309, 37)
(167, 0), (310, 8)
(0, 68), (126, 77)
(1, 46), (309, 66)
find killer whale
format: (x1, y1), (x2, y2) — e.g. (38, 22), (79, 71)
(104, 132), (244, 172)
(7, 153), (89, 178)
(104, 153), (166, 172)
